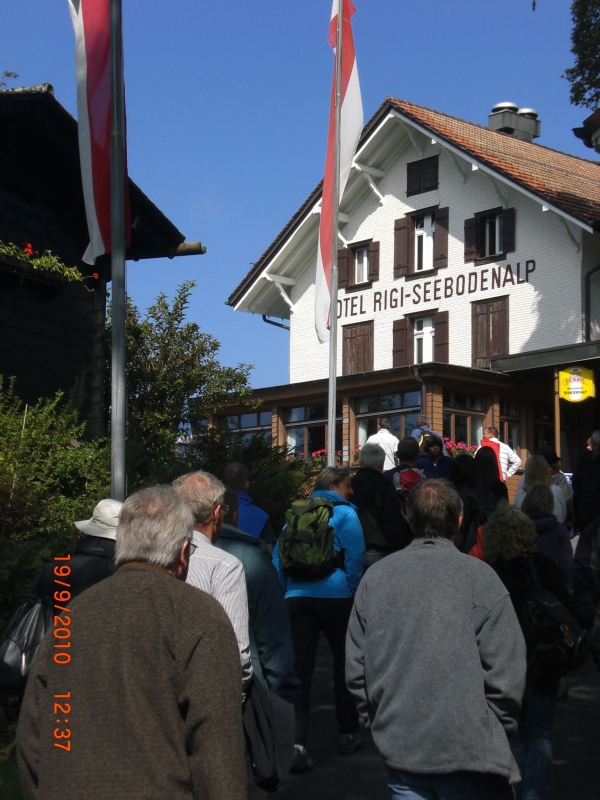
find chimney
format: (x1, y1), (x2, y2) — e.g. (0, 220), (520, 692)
(488, 102), (541, 142)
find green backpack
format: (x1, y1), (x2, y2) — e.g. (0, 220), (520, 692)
(279, 497), (344, 579)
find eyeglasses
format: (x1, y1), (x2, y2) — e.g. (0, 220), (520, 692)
(221, 504), (229, 515)
(188, 543), (197, 556)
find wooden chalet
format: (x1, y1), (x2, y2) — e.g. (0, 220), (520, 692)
(0, 84), (204, 435)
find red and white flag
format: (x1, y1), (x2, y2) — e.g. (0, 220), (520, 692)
(315, 0), (363, 343)
(68, 0), (130, 264)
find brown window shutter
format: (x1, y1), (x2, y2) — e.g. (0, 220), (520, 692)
(343, 321), (374, 375)
(490, 296), (509, 358)
(471, 296), (509, 368)
(392, 318), (409, 367)
(503, 208), (515, 252)
(464, 217), (477, 262)
(422, 156), (439, 192)
(407, 162), (421, 195)
(368, 241), (380, 282)
(338, 247), (351, 287)
(394, 218), (412, 277)
(434, 310), (449, 363)
(433, 207), (449, 269)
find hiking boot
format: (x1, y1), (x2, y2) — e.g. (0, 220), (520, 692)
(338, 732), (362, 755)
(290, 745), (315, 773)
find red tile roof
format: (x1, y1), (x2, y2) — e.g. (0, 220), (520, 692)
(228, 98), (600, 307)
(386, 97), (600, 229)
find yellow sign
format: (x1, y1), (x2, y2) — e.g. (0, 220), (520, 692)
(558, 366), (595, 403)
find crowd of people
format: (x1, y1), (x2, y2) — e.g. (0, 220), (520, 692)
(10, 422), (600, 800)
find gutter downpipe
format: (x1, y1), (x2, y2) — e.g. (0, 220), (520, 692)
(262, 315), (290, 331)
(412, 365), (427, 417)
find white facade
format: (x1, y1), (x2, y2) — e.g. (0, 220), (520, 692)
(228, 100), (600, 386)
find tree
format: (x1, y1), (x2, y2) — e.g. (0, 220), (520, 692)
(564, 0), (600, 109)
(106, 280), (255, 486)
(0, 71), (18, 89)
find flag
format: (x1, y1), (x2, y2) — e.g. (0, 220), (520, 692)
(68, 0), (130, 265)
(314, 0), (363, 343)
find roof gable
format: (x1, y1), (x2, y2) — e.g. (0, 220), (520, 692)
(228, 96), (600, 311)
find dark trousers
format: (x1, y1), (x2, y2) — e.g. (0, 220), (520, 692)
(286, 595), (359, 747)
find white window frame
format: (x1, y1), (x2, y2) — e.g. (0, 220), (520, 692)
(414, 315), (435, 364)
(483, 213), (503, 257)
(414, 213), (435, 272)
(354, 246), (369, 284)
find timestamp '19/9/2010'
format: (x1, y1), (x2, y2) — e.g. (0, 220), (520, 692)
(53, 555), (71, 751)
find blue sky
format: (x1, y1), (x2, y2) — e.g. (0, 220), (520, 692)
(1, 0), (588, 388)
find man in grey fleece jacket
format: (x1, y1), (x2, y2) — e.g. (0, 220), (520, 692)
(346, 480), (526, 800)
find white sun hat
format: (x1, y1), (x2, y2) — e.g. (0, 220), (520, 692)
(74, 498), (123, 540)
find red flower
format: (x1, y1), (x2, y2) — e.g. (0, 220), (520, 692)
(22, 242), (33, 255)
(92, 272), (99, 280)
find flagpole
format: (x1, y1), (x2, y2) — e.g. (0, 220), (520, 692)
(110, 0), (127, 501)
(327, 0), (344, 468)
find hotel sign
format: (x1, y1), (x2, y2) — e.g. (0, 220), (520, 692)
(558, 366), (595, 403)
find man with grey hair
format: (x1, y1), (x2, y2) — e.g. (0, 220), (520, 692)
(346, 480), (526, 799)
(366, 418), (399, 471)
(174, 470), (253, 695)
(17, 486), (246, 799)
(351, 443), (408, 569)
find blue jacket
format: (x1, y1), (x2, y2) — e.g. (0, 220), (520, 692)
(236, 492), (269, 538)
(272, 489), (365, 599)
(417, 454), (453, 479)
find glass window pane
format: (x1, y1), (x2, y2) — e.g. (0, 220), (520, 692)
(306, 405), (326, 421)
(402, 391), (421, 409)
(226, 415), (239, 429)
(307, 425), (326, 455)
(358, 418), (377, 445)
(403, 413), (418, 438)
(259, 410), (272, 426)
(389, 416), (401, 438)
(336, 399), (343, 418)
(357, 396), (378, 414)
(335, 423), (343, 454)
(443, 413), (451, 440)
(455, 415), (468, 445)
(286, 427), (304, 456)
(508, 422), (519, 452)
(471, 417), (484, 446)
(443, 391), (452, 408)
(285, 407), (305, 423)
(454, 394), (468, 410)
(240, 413), (257, 428)
(470, 396), (483, 411)
(416, 337), (423, 364)
(509, 401), (519, 417)
(381, 394), (401, 411)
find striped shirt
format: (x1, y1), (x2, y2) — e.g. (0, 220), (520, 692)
(186, 531), (253, 693)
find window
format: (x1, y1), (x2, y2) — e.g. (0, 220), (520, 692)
(414, 316), (435, 364)
(394, 207), (448, 277)
(414, 214), (435, 272)
(407, 156), (439, 196)
(442, 392), (487, 446)
(343, 321), (374, 375)
(338, 241), (380, 288)
(355, 392), (420, 446)
(284, 403), (342, 457)
(223, 410), (272, 442)
(500, 399), (520, 454)
(472, 296), (509, 368)
(464, 207), (515, 264)
(393, 310), (448, 366)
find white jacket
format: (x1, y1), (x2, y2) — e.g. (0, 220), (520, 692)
(476, 438), (522, 481)
(366, 428), (399, 471)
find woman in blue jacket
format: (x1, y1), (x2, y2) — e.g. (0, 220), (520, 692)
(273, 466), (365, 772)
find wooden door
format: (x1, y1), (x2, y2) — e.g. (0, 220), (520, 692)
(472, 296), (508, 368)
(342, 321), (374, 375)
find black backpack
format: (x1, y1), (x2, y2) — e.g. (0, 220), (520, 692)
(522, 556), (589, 679)
(0, 574), (53, 695)
(279, 497), (344, 579)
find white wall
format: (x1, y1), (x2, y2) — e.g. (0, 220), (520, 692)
(288, 141), (587, 384)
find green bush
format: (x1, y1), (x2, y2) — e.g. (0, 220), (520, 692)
(0, 379), (110, 624)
